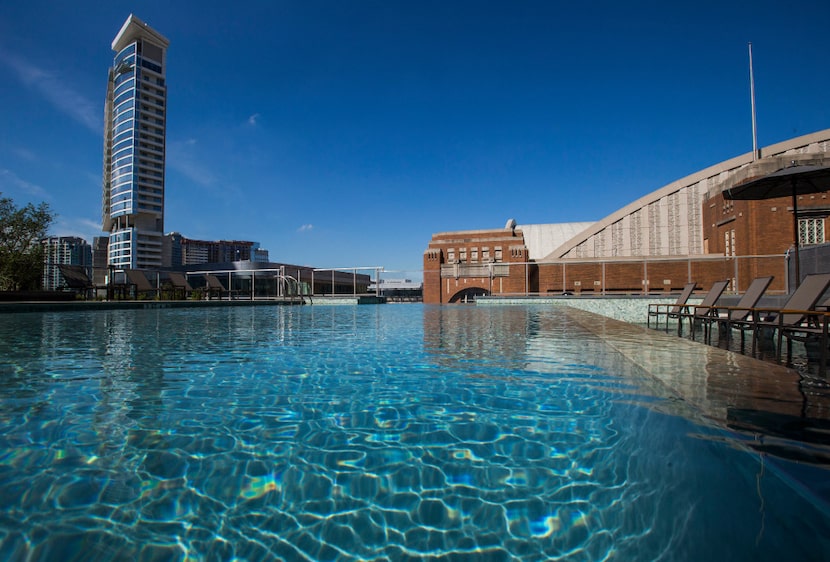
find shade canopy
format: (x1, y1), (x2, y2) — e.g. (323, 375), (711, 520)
(722, 163), (830, 288)
(723, 164), (830, 201)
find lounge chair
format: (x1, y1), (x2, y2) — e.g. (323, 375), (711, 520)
(775, 309), (830, 375)
(124, 269), (159, 300)
(205, 273), (234, 300)
(704, 276), (773, 347)
(56, 264), (95, 300)
(647, 282), (697, 332)
(166, 272), (193, 299)
(727, 273), (830, 362)
(677, 280), (730, 338)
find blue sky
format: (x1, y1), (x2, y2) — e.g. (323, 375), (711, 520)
(1, 1), (829, 275)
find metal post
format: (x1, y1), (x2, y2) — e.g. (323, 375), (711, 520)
(792, 181), (801, 288)
(602, 262), (606, 296)
(353, 269), (356, 296)
(749, 42), (758, 161)
(107, 265), (114, 301)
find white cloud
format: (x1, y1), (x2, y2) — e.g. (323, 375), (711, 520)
(248, 113), (261, 126)
(297, 224), (313, 232)
(0, 168), (50, 199)
(166, 139), (216, 186)
(12, 147), (37, 162)
(52, 216), (104, 243)
(0, 49), (101, 133)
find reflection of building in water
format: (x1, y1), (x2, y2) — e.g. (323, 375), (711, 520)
(368, 279), (423, 302)
(423, 306), (536, 369)
(424, 304), (830, 465)
(566, 308), (830, 465)
(99, 311), (167, 421)
(21, 311), (168, 456)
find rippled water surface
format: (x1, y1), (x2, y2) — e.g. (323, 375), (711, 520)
(0, 304), (828, 561)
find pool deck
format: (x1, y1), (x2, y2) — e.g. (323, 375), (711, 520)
(476, 294), (702, 324)
(565, 306), (830, 467)
(476, 294), (792, 325)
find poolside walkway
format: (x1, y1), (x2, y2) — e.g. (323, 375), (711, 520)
(565, 306), (830, 466)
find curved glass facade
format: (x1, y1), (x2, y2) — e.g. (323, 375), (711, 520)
(103, 16), (168, 269)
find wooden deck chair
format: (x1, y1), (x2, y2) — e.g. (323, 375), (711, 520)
(647, 282), (696, 332)
(728, 273), (830, 363)
(678, 280), (730, 338)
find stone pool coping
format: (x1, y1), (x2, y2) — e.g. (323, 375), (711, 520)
(563, 306), (830, 469)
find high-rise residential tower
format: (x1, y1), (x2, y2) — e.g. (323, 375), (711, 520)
(41, 236), (93, 291)
(102, 15), (168, 269)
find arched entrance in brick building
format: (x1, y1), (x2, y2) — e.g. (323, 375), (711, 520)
(448, 287), (490, 303)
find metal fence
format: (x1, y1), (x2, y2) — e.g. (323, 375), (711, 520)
(438, 254), (792, 297)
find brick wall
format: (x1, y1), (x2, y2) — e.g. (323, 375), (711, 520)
(424, 188), (830, 303)
(423, 228), (529, 303)
(701, 190), (830, 293)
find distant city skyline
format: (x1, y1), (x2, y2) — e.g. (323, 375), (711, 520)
(1, 1), (829, 275)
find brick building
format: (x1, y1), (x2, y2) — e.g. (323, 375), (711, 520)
(424, 129), (830, 304)
(424, 222), (530, 304)
(703, 156), (830, 289)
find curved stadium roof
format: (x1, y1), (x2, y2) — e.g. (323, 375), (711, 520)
(538, 128), (830, 262)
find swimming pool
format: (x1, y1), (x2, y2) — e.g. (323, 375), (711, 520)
(0, 304), (828, 561)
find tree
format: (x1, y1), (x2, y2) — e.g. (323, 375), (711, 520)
(0, 195), (54, 292)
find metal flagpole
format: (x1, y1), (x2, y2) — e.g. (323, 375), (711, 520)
(749, 42), (758, 161)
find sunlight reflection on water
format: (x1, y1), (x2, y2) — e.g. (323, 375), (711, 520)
(0, 304), (827, 561)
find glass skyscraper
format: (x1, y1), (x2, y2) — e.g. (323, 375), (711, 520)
(102, 15), (168, 269)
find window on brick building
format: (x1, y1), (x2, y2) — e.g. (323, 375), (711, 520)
(447, 248), (455, 262)
(482, 247), (490, 261)
(799, 217), (825, 245)
(471, 248), (478, 262)
(724, 229), (735, 257)
(459, 248), (467, 262)
(494, 247), (502, 262)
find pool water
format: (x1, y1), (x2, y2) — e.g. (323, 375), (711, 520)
(0, 304), (828, 561)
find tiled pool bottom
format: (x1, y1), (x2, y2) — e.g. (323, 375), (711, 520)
(0, 305), (828, 561)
